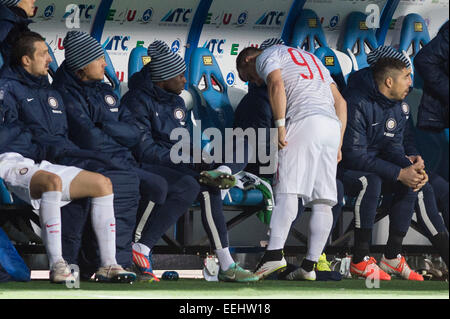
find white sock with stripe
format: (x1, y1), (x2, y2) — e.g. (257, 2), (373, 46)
(39, 191), (63, 267)
(91, 194), (117, 267)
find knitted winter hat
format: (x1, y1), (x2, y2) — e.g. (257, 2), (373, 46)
(367, 45), (411, 68)
(63, 31), (104, 71)
(260, 38), (285, 50)
(147, 40), (186, 82)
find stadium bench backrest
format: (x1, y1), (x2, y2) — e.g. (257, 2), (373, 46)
(398, 13), (430, 88)
(128, 45), (149, 80)
(188, 47), (234, 152)
(338, 11), (378, 72)
(314, 46), (347, 91)
(46, 43), (58, 79)
(290, 9), (328, 53)
(103, 49), (121, 98)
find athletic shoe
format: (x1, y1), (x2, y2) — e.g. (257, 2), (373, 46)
(350, 256), (391, 281)
(379, 254), (424, 281)
(285, 266), (316, 281)
(199, 170), (236, 189)
(254, 257), (287, 279)
(316, 253), (331, 271)
(94, 264), (136, 283)
(132, 248), (160, 282)
(218, 263), (259, 282)
(126, 263), (156, 282)
(50, 259), (75, 284)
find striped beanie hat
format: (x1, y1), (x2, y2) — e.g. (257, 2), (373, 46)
(367, 45), (411, 68)
(147, 40), (186, 82)
(0, 0), (20, 7)
(63, 31), (105, 72)
(260, 38), (285, 50)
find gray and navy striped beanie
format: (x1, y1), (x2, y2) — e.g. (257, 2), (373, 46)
(367, 45), (411, 68)
(0, 0), (20, 7)
(148, 40), (186, 82)
(260, 38), (285, 50)
(63, 31), (104, 72)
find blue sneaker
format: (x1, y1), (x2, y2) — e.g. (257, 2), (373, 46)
(132, 248), (160, 282)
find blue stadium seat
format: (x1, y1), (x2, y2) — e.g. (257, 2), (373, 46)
(103, 49), (121, 97)
(290, 9), (328, 53)
(0, 179), (13, 205)
(314, 46), (347, 91)
(46, 43), (58, 79)
(398, 13), (430, 88)
(0, 52), (4, 70)
(128, 46), (149, 80)
(338, 11), (379, 72)
(187, 47), (234, 152)
(187, 48), (264, 207)
(289, 9), (347, 91)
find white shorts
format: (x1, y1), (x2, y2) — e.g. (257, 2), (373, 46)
(273, 115), (341, 207)
(0, 152), (82, 209)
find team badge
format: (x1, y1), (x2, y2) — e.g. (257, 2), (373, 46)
(386, 118), (397, 131)
(401, 102), (410, 115)
(104, 95), (117, 107)
(19, 168), (29, 175)
(174, 108), (185, 121)
(48, 97), (58, 109)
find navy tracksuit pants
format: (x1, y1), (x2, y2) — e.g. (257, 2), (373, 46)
(134, 164), (199, 250)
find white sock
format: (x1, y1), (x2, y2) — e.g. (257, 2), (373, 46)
(133, 242), (150, 256)
(91, 194), (117, 267)
(306, 203), (333, 262)
(39, 191), (63, 267)
(267, 193), (298, 250)
(215, 247), (234, 271)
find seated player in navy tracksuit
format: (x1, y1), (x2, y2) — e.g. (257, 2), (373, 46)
(121, 40), (259, 283)
(402, 119), (449, 268)
(414, 21), (449, 132)
(52, 31), (200, 282)
(339, 46), (429, 281)
(0, 0), (32, 66)
(233, 38), (344, 281)
(0, 31), (141, 276)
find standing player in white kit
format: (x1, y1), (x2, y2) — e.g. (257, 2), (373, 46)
(236, 44), (347, 280)
(0, 152), (136, 283)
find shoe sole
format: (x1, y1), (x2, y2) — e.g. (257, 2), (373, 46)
(218, 275), (260, 283)
(198, 172), (236, 189)
(95, 273), (137, 283)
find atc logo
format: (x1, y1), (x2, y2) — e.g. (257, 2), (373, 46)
(44, 4), (55, 19)
(102, 36), (130, 51)
(329, 15), (339, 29)
(161, 8), (192, 23)
(203, 39), (226, 54)
(237, 12), (248, 26)
(171, 39), (181, 53)
(142, 8), (153, 23)
(255, 11), (285, 26)
(226, 72), (235, 86)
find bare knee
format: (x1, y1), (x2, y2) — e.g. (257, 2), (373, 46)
(95, 175), (113, 197)
(30, 171), (62, 199)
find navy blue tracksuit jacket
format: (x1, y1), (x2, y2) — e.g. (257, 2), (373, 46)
(339, 67), (418, 235)
(52, 62), (199, 250)
(0, 64), (140, 269)
(121, 65), (230, 251)
(0, 4), (31, 66)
